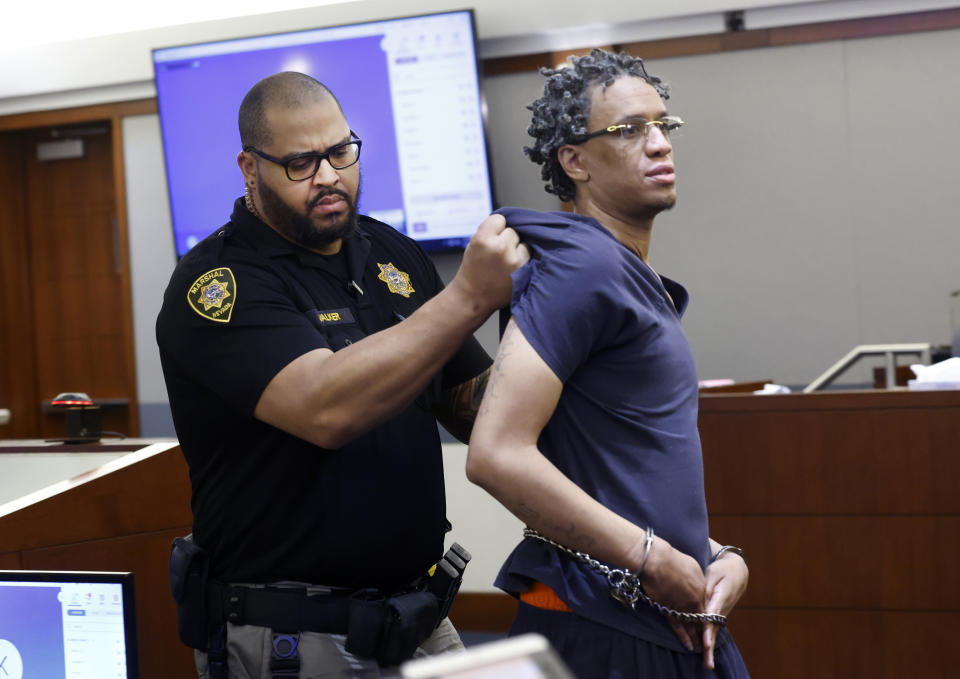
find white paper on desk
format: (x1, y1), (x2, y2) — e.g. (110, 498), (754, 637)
(908, 357), (960, 389)
(753, 383), (792, 395)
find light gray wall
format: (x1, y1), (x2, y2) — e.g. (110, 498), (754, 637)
(483, 71), (564, 214)
(127, 27), (960, 434)
(646, 29), (960, 386)
(122, 115), (178, 435)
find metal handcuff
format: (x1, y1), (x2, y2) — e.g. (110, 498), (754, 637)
(523, 528), (727, 626)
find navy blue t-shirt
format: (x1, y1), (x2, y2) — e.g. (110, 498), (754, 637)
(493, 208), (717, 652)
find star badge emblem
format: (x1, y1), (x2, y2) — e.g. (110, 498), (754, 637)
(376, 262), (415, 298)
(199, 279), (230, 311)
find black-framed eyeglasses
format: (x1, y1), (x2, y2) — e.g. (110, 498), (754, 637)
(572, 116), (684, 145)
(244, 131), (362, 181)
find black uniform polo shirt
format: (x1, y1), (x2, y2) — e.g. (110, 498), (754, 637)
(156, 198), (490, 590)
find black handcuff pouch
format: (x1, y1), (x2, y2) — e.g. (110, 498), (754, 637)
(169, 534), (210, 649)
(345, 589), (439, 666)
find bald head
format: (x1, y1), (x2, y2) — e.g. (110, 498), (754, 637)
(238, 71), (343, 150)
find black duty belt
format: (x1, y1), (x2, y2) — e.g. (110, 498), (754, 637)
(207, 582), (352, 634)
(172, 539), (471, 666)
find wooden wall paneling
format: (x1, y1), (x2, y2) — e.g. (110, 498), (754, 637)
(698, 380), (771, 394)
(700, 389), (960, 413)
(0, 132), (39, 439)
(699, 391), (960, 678)
(449, 592), (518, 633)
(549, 46), (614, 68)
(709, 515), (960, 610)
(700, 393), (960, 514)
(0, 99), (157, 133)
(622, 7), (960, 61)
(21, 122), (137, 438)
(482, 52), (553, 77)
(483, 46), (614, 77)
(0, 552), (23, 568)
(484, 8), (960, 76)
(619, 28), (772, 60)
(730, 609), (954, 679)
(927, 409), (960, 514)
(767, 7), (960, 47)
(0, 443), (192, 550)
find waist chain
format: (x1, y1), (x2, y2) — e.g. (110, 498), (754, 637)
(523, 529), (727, 626)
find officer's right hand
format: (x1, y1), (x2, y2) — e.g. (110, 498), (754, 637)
(640, 538), (708, 653)
(452, 214), (530, 314)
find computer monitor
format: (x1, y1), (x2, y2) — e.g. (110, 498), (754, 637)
(0, 571), (138, 679)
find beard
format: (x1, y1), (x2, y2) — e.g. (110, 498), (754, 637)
(257, 174), (360, 250)
(628, 195), (676, 223)
(639, 187), (677, 219)
(652, 194), (677, 214)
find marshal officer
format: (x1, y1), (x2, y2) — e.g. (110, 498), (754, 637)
(156, 71), (529, 678)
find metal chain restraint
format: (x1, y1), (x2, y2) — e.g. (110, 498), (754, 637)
(522, 529), (727, 626)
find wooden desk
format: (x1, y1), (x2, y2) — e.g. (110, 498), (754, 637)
(0, 439), (194, 679)
(700, 389), (960, 678)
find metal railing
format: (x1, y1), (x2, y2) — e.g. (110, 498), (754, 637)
(803, 343), (931, 393)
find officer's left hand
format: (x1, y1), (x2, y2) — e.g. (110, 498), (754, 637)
(701, 552), (748, 670)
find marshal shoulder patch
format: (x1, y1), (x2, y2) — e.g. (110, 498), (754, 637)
(376, 262), (415, 298)
(187, 268), (236, 323)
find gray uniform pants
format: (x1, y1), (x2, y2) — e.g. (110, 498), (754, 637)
(194, 617), (464, 679)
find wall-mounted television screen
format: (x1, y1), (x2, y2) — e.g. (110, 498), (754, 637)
(153, 10), (493, 256)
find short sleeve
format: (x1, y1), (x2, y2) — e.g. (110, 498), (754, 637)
(509, 244), (621, 383)
(440, 334), (492, 390)
(156, 259), (329, 416)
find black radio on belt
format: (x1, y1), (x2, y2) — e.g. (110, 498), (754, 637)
(344, 542), (472, 664)
(426, 542), (471, 627)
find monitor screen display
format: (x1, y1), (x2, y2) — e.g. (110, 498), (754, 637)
(0, 571), (138, 679)
(153, 10), (493, 257)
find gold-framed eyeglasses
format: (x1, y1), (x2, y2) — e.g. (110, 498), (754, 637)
(572, 116), (684, 144)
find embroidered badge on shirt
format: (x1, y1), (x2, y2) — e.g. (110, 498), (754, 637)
(187, 268), (236, 323)
(376, 262), (415, 298)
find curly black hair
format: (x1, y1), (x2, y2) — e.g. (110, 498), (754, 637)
(525, 48), (669, 202)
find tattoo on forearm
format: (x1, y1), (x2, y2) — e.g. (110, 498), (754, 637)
(516, 502), (541, 522)
(434, 368), (490, 441)
(477, 321), (518, 418)
(451, 368), (489, 423)
(515, 501), (595, 550)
